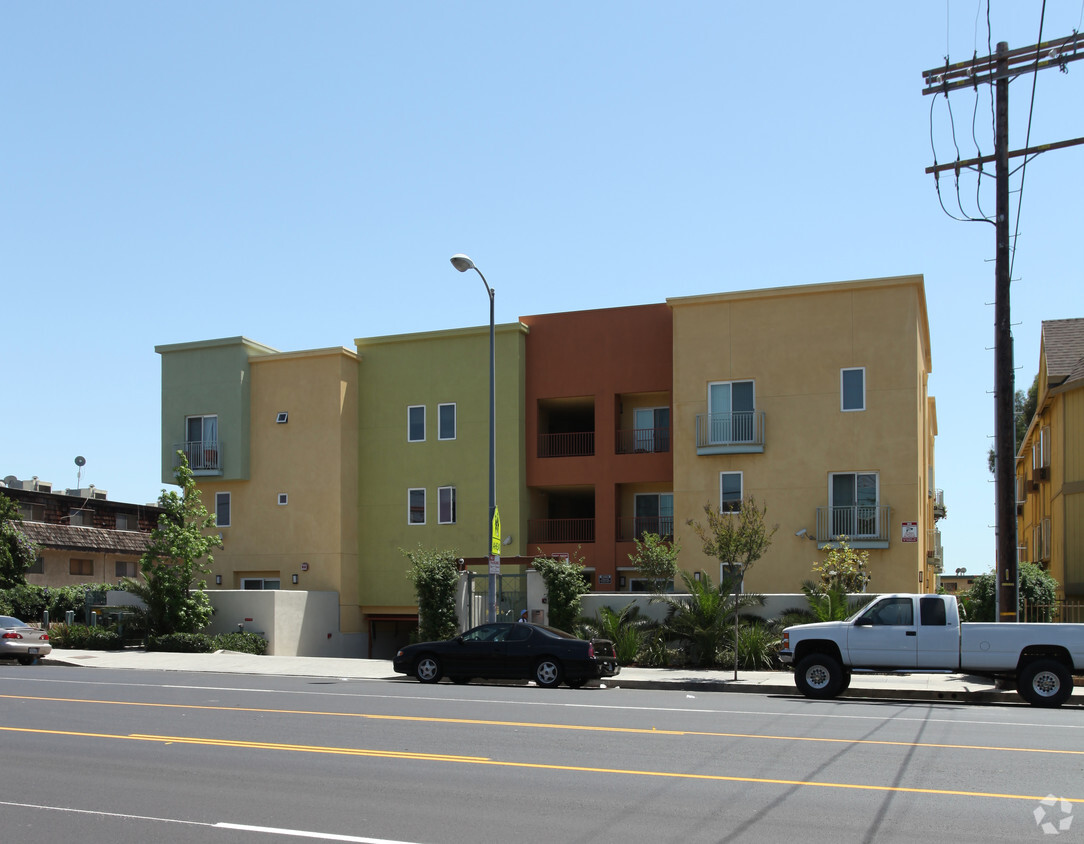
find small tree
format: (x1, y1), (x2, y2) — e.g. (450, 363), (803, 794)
(628, 531), (680, 594)
(811, 536), (871, 593)
(960, 562), (1059, 622)
(0, 493), (37, 589)
(403, 546), (460, 642)
(687, 496), (777, 679)
(123, 453), (220, 636)
(532, 550), (591, 633)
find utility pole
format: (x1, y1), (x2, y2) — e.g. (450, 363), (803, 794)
(922, 32), (1083, 621)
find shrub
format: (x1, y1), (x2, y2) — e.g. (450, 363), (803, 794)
(211, 631), (267, 655)
(403, 547), (460, 642)
(533, 550), (591, 633)
(47, 623), (124, 650)
(577, 604), (655, 665)
(149, 632), (215, 653)
(724, 620), (782, 671)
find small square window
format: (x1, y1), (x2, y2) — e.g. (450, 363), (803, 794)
(438, 486), (456, 524)
(276, 412), (289, 424)
(408, 488), (426, 524)
(115, 513), (136, 530)
(408, 406), (425, 442)
(841, 367), (865, 412)
(27, 556), (44, 574)
(438, 403), (456, 441)
(278, 493), (288, 506)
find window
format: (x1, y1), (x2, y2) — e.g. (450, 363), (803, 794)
(829, 472), (879, 537)
(241, 578), (280, 590)
(278, 493), (288, 506)
(215, 492), (231, 528)
(69, 508), (94, 527)
(841, 368), (865, 412)
(863, 597), (913, 626)
(69, 558), (94, 576)
(408, 488), (426, 524)
(27, 556), (44, 574)
(438, 403), (456, 440)
(276, 411), (289, 424)
(115, 560), (137, 578)
(708, 381), (755, 444)
(408, 406), (425, 442)
(438, 486), (456, 524)
(920, 596), (947, 626)
(115, 513), (136, 530)
(185, 414), (220, 470)
(18, 503), (44, 521)
(634, 493), (674, 539)
(720, 472), (743, 512)
(633, 407), (670, 453)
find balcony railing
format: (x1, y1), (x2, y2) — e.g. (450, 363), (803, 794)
(695, 411), (765, 454)
(527, 518), (595, 544)
(537, 432), (595, 459)
(816, 504), (890, 544)
(173, 440), (222, 473)
(616, 516), (675, 542)
(927, 528), (943, 570)
(615, 427), (671, 455)
(932, 489), (945, 519)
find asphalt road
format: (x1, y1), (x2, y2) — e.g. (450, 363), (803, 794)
(1, 664), (1081, 844)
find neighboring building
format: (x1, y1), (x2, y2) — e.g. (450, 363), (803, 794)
(1, 480), (162, 587)
(1015, 318), (1084, 603)
(158, 274), (940, 655)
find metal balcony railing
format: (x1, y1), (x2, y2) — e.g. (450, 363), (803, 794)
(527, 518), (595, 544)
(695, 411), (765, 449)
(616, 516), (675, 542)
(537, 432), (595, 459)
(173, 440), (222, 472)
(816, 505), (890, 542)
(615, 427), (671, 455)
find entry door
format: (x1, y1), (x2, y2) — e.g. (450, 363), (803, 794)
(708, 382), (754, 444)
(830, 472), (878, 537)
(846, 597), (918, 668)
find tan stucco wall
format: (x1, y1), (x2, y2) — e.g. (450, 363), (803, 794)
(669, 276), (932, 594)
(203, 590), (357, 657)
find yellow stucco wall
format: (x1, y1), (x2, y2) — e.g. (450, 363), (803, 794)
(669, 276), (933, 594)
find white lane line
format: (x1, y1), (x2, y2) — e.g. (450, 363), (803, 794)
(0, 800), (425, 843)
(6, 675), (1082, 731)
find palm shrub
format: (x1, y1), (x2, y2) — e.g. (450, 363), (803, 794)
(652, 570), (765, 668)
(578, 604), (655, 665)
(724, 620), (782, 671)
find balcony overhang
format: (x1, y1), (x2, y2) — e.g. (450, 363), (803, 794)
(697, 443), (765, 456)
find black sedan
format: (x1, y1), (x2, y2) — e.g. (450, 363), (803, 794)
(393, 622), (620, 688)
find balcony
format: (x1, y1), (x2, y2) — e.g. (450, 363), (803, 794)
(927, 527), (943, 571)
(695, 411), (765, 455)
(1016, 475), (1028, 514)
(527, 518), (595, 544)
(815, 504), (890, 548)
(616, 516), (674, 543)
(173, 440), (222, 475)
(537, 432), (595, 459)
(932, 489), (945, 519)
(615, 427), (671, 455)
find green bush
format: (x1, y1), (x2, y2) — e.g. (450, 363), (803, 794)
(0, 583), (125, 623)
(210, 631), (267, 655)
(47, 623), (125, 650)
(724, 620), (782, 671)
(149, 632), (215, 652)
(403, 547), (460, 642)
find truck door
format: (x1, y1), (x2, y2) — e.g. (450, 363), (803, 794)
(846, 596), (918, 668)
(915, 596), (959, 669)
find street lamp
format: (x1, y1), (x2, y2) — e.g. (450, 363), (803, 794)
(450, 254), (498, 623)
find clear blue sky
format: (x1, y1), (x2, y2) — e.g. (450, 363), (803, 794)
(3, 2), (1081, 576)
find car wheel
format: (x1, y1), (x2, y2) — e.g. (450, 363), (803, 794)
(415, 655), (443, 684)
(17, 656), (36, 666)
(534, 658), (563, 688)
(794, 653), (844, 699)
(1017, 658), (1072, 707)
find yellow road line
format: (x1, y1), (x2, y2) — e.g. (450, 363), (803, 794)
(1, 693), (1080, 758)
(0, 724), (1079, 805)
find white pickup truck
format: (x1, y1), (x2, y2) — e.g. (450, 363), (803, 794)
(779, 593), (1084, 707)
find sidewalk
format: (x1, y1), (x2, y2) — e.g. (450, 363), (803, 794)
(39, 648), (1067, 705)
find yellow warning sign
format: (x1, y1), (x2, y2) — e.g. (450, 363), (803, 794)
(491, 506), (502, 556)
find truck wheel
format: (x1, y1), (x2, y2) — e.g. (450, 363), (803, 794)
(1017, 659), (1072, 708)
(840, 670), (852, 692)
(795, 654), (844, 699)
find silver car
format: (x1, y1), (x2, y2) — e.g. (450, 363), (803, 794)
(0, 616), (52, 664)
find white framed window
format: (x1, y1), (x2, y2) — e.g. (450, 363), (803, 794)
(829, 471), (879, 537)
(408, 405), (425, 442)
(720, 472), (743, 512)
(708, 381), (755, 444)
(276, 411), (289, 424)
(215, 492), (231, 527)
(438, 403), (456, 441)
(241, 578), (280, 590)
(438, 486), (456, 524)
(408, 488), (426, 524)
(278, 493), (288, 506)
(634, 493), (674, 539)
(184, 414), (220, 470)
(841, 367), (865, 412)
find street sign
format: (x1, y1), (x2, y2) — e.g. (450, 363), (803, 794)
(488, 555), (500, 574)
(901, 522), (918, 542)
(491, 506), (501, 556)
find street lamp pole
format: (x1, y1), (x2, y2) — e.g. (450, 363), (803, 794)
(450, 254), (498, 623)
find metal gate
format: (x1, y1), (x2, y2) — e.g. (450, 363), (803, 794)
(466, 572), (526, 628)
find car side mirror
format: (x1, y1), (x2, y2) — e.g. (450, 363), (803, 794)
(854, 617), (873, 627)
(455, 636), (464, 644)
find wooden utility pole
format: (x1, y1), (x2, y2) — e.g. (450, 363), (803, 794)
(922, 32), (1083, 621)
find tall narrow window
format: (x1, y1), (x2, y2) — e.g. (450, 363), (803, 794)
(708, 381), (755, 444)
(438, 486), (456, 524)
(438, 403), (456, 441)
(408, 406), (425, 442)
(215, 492), (231, 528)
(408, 488), (426, 524)
(720, 472), (743, 512)
(841, 368), (865, 412)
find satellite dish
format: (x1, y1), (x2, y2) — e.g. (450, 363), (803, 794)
(75, 456), (86, 467)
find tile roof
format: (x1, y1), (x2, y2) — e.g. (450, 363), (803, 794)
(14, 521), (153, 555)
(1042, 318), (1084, 388)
